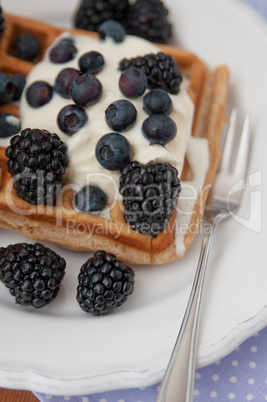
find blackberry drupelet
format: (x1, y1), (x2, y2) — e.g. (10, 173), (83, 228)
(0, 7), (5, 38)
(76, 250), (135, 316)
(6, 128), (69, 205)
(119, 52), (183, 94)
(120, 161), (181, 235)
(125, 0), (172, 44)
(74, 0), (129, 33)
(0, 242), (66, 309)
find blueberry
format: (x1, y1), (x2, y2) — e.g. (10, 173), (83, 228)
(10, 73), (26, 101)
(119, 67), (147, 98)
(105, 100), (137, 132)
(98, 20), (126, 43)
(143, 89), (172, 115)
(0, 113), (21, 138)
(49, 38), (77, 63)
(70, 73), (102, 108)
(54, 68), (80, 99)
(26, 81), (53, 108)
(10, 33), (41, 61)
(95, 133), (132, 171)
(142, 114), (177, 145)
(57, 104), (88, 135)
(74, 185), (108, 212)
(79, 51), (105, 75)
(0, 72), (15, 105)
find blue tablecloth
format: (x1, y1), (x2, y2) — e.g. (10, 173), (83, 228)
(34, 0), (267, 401)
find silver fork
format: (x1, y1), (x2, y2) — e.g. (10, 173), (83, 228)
(156, 109), (251, 402)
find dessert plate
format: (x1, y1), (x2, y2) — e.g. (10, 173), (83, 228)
(0, 0), (266, 396)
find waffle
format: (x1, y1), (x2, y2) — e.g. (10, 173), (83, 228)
(0, 13), (229, 264)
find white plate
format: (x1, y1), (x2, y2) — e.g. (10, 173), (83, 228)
(0, 0), (266, 396)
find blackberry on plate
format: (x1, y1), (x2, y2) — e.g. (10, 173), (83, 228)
(0, 242), (66, 309)
(10, 33), (41, 62)
(120, 161), (181, 235)
(125, 0), (172, 44)
(6, 128), (69, 205)
(74, 184), (108, 213)
(0, 6), (5, 38)
(74, 0), (129, 33)
(76, 250), (134, 316)
(119, 52), (183, 94)
(0, 113), (21, 138)
(0, 72), (15, 105)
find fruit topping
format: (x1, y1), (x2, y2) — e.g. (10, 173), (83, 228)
(120, 161), (181, 235)
(0, 72), (15, 105)
(119, 67), (147, 98)
(79, 51), (105, 75)
(142, 114), (177, 145)
(0, 6), (5, 38)
(54, 68), (80, 99)
(0, 242), (66, 309)
(76, 250), (134, 316)
(26, 81), (53, 108)
(119, 52), (183, 94)
(125, 0), (172, 44)
(0, 113), (21, 138)
(10, 73), (26, 101)
(49, 38), (77, 64)
(105, 100), (137, 132)
(98, 20), (126, 43)
(95, 132), (132, 171)
(6, 128), (69, 205)
(10, 33), (41, 62)
(57, 104), (88, 135)
(143, 88), (172, 115)
(69, 73), (102, 107)
(74, 185), (108, 213)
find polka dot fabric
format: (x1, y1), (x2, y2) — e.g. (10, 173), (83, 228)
(33, 1), (267, 401)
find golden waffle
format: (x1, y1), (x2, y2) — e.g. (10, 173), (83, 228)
(0, 13), (229, 264)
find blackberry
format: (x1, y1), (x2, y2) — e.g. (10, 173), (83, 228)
(77, 250), (134, 316)
(119, 52), (182, 94)
(74, 0), (129, 33)
(6, 128), (69, 205)
(0, 6), (5, 38)
(120, 161), (181, 235)
(125, 0), (172, 44)
(0, 242), (66, 309)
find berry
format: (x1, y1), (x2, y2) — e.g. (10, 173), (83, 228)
(142, 114), (177, 145)
(95, 132), (132, 171)
(143, 88), (172, 115)
(125, 0), (172, 44)
(6, 128), (69, 205)
(10, 73), (26, 101)
(105, 100), (137, 132)
(0, 242), (66, 309)
(120, 161), (181, 235)
(49, 38), (77, 64)
(76, 250), (134, 316)
(74, 0), (129, 33)
(119, 67), (147, 98)
(0, 6), (5, 38)
(0, 113), (21, 138)
(54, 68), (80, 99)
(69, 73), (102, 107)
(79, 51), (105, 75)
(119, 52), (183, 94)
(74, 185), (108, 213)
(0, 73), (15, 105)
(98, 20), (126, 43)
(10, 33), (41, 62)
(57, 104), (88, 135)
(26, 81), (53, 108)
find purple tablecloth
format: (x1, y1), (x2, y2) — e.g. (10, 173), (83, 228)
(34, 1), (267, 401)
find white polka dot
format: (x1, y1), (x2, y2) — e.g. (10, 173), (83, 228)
(232, 360), (239, 366)
(250, 346), (257, 352)
(195, 372), (201, 379)
(230, 376), (237, 383)
(215, 360), (221, 365)
(228, 394), (235, 400)
(253, 333), (259, 337)
(194, 389), (199, 396)
(118, 400), (125, 402)
(82, 398), (89, 402)
(212, 374), (219, 381)
(235, 346), (240, 351)
(210, 391), (217, 398)
(64, 397), (71, 401)
(139, 387), (146, 390)
(249, 361), (256, 368)
(248, 378), (255, 385)
(246, 395), (254, 401)
(265, 395), (267, 400)
(45, 397), (52, 400)
(100, 399), (107, 402)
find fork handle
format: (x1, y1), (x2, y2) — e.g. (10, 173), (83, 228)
(156, 213), (225, 402)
